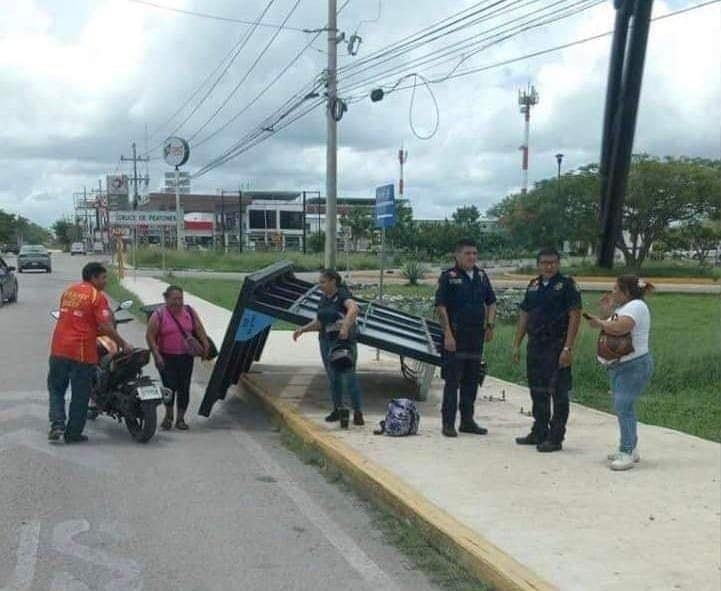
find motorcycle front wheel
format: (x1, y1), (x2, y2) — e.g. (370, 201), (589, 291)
(124, 400), (158, 443)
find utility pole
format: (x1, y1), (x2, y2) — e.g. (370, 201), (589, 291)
(518, 84), (539, 195)
(121, 142), (150, 209)
(597, 0), (653, 268)
(83, 186), (89, 241)
(302, 191), (307, 254)
(220, 189), (227, 253)
(238, 189), (244, 253)
(325, 0), (338, 270)
(398, 144), (408, 197)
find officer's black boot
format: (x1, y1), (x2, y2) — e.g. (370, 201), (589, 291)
(515, 432), (539, 445)
(442, 424), (458, 437)
(537, 440), (563, 452)
(325, 408), (341, 422)
(459, 421), (488, 435)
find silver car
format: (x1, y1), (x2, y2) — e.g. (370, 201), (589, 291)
(17, 244), (51, 273)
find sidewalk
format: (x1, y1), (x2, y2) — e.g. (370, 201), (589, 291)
(122, 275), (721, 591)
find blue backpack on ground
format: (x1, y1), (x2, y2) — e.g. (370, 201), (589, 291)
(374, 398), (420, 436)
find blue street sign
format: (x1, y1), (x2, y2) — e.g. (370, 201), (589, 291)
(375, 184), (395, 228)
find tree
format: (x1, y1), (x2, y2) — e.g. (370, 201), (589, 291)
(340, 207), (373, 250)
(489, 165), (599, 252)
(0, 209), (51, 247)
(385, 201), (415, 250)
(307, 231), (325, 254)
(451, 205), (481, 228)
(490, 156), (721, 269)
(662, 223), (721, 266)
(52, 219), (82, 251)
(619, 155), (721, 268)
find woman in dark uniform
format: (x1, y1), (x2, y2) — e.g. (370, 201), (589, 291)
(293, 270), (364, 425)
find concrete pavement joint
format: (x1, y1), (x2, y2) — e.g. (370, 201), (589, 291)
(238, 374), (557, 591)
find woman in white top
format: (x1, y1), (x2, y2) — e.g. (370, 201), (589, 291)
(585, 275), (653, 471)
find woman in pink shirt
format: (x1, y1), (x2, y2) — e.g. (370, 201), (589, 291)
(146, 286), (209, 430)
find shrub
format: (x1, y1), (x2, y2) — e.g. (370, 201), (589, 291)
(401, 260), (428, 285)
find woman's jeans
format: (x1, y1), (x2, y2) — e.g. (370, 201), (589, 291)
(607, 354), (653, 454)
(319, 336), (362, 411)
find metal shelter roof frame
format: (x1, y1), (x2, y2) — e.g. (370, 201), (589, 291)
(199, 261), (443, 417)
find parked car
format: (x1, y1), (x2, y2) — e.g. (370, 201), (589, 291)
(0, 256), (18, 306)
(70, 241), (86, 256)
(17, 245), (51, 273)
(93, 241), (104, 254)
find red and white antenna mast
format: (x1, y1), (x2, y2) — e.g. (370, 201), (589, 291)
(518, 84), (539, 195)
(398, 144), (408, 196)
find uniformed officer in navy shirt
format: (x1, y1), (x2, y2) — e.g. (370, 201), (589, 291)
(512, 248), (581, 452)
(435, 239), (497, 437)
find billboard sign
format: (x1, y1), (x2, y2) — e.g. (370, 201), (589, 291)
(106, 174), (130, 210)
(109, 210), (179, 227)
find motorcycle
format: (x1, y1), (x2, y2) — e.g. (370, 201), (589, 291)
(51, 300), (171, 443)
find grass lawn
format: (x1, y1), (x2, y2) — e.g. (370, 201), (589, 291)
(158, 276), (721, 441)
(134, 247), (383, 272)
(105, 271), (149, 323)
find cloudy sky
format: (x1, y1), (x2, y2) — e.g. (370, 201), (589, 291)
(0, 0), (719, 227)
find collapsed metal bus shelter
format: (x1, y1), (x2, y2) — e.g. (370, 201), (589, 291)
(199, 261), (444, 417)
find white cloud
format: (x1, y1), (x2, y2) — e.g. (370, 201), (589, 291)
(0, 0), (719, 227)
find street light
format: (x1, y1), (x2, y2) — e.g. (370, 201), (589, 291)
(555, 153), (564, 199)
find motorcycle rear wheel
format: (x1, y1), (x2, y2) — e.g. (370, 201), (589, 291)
(124, 400), (158, 443)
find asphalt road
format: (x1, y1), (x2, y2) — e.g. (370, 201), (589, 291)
(0, 254), (441, 591)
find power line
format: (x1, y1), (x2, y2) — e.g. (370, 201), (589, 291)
(128, 0), (309, 32)
(350, 0), (721, 96)
(142, 0), (277, 156)
(143, 0), (352, 156)
(338, 0), (602, 93)
(338, 0), (516, 74)
(194, 0), (595, 176)
(193, 98), (324, 178)
(192, 32), (324, 148)
(187, 0), (305, 143)
(194, 0), (720, 177)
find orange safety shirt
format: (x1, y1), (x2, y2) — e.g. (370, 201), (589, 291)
(50, 282), (111, 364)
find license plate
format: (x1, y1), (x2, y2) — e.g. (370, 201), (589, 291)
(137, 384), (162, 400)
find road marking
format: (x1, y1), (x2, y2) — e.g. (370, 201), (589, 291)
(0, 429), (117, 474)
(233, 430), (399, 591)
(0, 521), (40, 591)
(53, 520), (143, 591)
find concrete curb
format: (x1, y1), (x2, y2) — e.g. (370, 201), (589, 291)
(239, 373), (557, 591)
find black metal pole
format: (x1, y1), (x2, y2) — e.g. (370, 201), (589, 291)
(238, 190), (243, 253)
(221, 190), (226, 252)
(302, 191), (307, 254)
(599, 1), (633, 221)
(598, 0), (654, 268)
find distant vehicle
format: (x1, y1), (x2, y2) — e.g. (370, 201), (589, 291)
(93, 241), (104, 254)
(0, 256), (19, 306)
(70, 242), (86, 256)
(17, 244), (51, 273)
(1, 244), (20, 255)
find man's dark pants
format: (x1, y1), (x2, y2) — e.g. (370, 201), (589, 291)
(48, 356), (96, 437)
(442, 342), (483, 427)
(526, 340), (571, 443)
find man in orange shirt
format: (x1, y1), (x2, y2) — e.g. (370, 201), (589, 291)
(48, 262), (129, 443)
